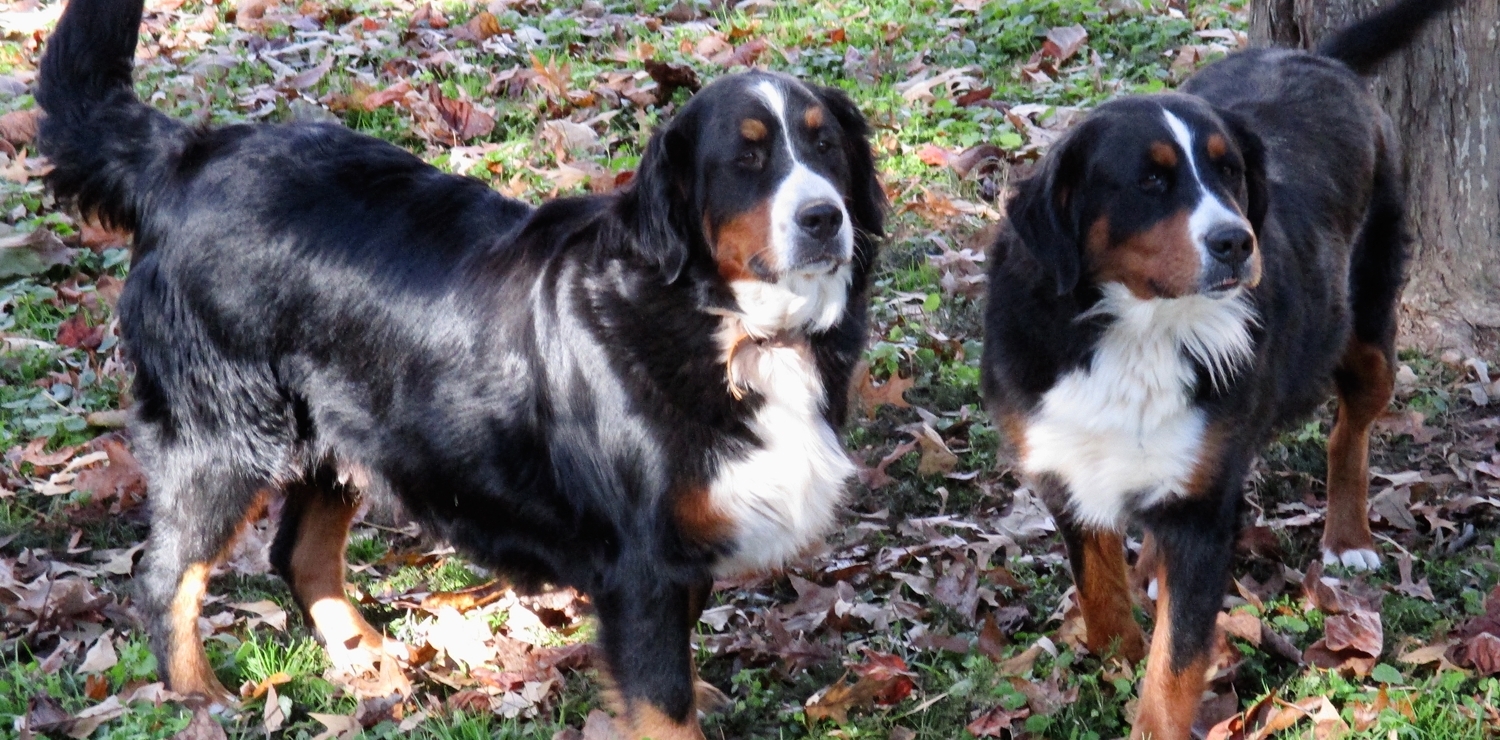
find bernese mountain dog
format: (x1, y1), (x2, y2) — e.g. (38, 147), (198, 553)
(981, 0), (1456, 736)
(37, 1), (883, 737)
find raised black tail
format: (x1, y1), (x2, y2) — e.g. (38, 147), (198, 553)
(37, 0), (188, 231)
(1316, 0), (1459, 75)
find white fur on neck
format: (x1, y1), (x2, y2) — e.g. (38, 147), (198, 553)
(1022, 283), (1257, 529)
(708, 321), (853, 575)
(728, 265), (852, 339)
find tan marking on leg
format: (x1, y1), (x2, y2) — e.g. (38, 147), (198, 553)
(1323, 341), (1392, 557)
(626, 704), (706, 740)
(740, 118), (767, 141)
(1077, 529), (1147, 663)
(289, 493), (393, 668)
(1134, 532), (1160, 593)
(168, 562), (234, 706)
(1132, 569), (1212, 740)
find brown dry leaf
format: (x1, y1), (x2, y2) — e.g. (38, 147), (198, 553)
(916, 143), (951, 167)
(1348, 685), (1390, 732)
(1303, 638), (1377, 676)
(75, 438), (146, 504)
(804, 657), (914, 725)
(363, 81), (412, 111)
(1368, 486), (1417, 530)
(77, 632), (117, 673)
(1393, 552), (1434, 601)
(857, 440), (916, 489)
(234, 0), (278, 30)
(0, 228), (74, 280)
(966, 705), (1030, 736)
(1041, 25), (1088, 62)
(409, 2), (447, 29)
(56, 313), (104, 349)
(0, 108), (39, 144)
(994, 644), (1043, 675)
(908, 423), (958, 476)
(1397, 640), (1456, 666)
(579, 709), (622, 739)
(721, 38), (770, 68)
(287, 55), (334, 90)
(309, 712), (362, 740)
(171, 702), (226, 738)
(20, 438), (78, 471)
(1323, 611), (1382, 658)
(426, 85), (496, 144)
(240, 671), (292, 700)
(643, 59), (700, 104)
(860, 373), (913, 417)
(1464, 632), (1500, 675)
(1218, 611), (1263, 647)
(977, 613), (1008, 661)
(1308, 696), (1350, 740)
(1374, 409), (1438, 444)
(451, 11), (502, 42)
(263, 684), (286, 734)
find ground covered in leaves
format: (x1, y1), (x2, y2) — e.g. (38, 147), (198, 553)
(1, 0), (1498, 738)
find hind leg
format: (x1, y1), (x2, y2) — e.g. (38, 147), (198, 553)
(1323, 139), (1406, 572)
(1323, 339), (1393, 570)
(270, 468), (407, 689)
(136, 450), (270, 709)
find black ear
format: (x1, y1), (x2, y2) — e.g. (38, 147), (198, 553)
(1218, 109), (1269, 237)
(816, 85), (886, 254)
(626, 116), (697, 283)
(1006, 119), (1095, 295)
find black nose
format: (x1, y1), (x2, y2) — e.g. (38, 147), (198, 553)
(1206, 226), (1254, 266)
(796, 202), (844, 241)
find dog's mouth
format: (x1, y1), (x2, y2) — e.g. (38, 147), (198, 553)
(788, 254), (849, 275)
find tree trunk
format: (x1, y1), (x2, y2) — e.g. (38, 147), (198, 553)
(1250, 0), (1499, 353)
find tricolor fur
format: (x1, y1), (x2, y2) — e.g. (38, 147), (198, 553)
(36, 1), (884, 735)
(981, 0), (1455, 737)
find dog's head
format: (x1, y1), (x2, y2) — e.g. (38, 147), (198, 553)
(627, 71), (884, 336)
(1007, 93), (1267, 300)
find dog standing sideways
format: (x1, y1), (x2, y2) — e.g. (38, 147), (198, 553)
(37, 1), (884, 737)
(981, 0), (1456, 737)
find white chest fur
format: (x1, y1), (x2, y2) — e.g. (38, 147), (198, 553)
(1020, 284), (1256, 530)
(709, 327), (853, 575)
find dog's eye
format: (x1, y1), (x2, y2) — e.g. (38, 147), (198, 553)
(1140, 172), (1168, 194)
(737, 150), (764, 169)
(1217, 162), (1240, 180)
(814, 139), (833, 154)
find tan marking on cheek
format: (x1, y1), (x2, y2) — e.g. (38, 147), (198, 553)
(1206, 133), (1227, 159)
(1150, 141), (1178, 168)
(803, 106), (824, 128)
(709, 200), (774, 283)
(740, 118), (767, 141)
(675, 485), (735, 546)
(1088, 210), (1200, 299)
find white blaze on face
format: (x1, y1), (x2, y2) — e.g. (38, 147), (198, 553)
(724, 79), (853, 337)
(1163, 109), (1251, 266)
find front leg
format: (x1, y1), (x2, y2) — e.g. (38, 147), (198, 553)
(593, 562), (710, 740)
(1056, 512), (1147, 663)
(1134, 496), (1239, 740)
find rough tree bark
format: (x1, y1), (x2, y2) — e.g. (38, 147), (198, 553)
(1250, 0), (1499, 353)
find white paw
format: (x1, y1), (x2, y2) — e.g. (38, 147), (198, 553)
(1322, 547), (1381, 572)
(1146, 578), (1159, 601)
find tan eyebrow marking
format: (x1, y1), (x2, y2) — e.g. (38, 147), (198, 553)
(740, 118), (767, 141)
(1150, 141), (1178, 168)
(1206, 133), (1227, 159)
(803, 106), (824, 128)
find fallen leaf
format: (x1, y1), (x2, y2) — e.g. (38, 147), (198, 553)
(1323, 610), (1382, 657)
(1393, 552), (1434, 601)
(1041, 25), (1088, 62)
(77, 633), (117, 673)
(263, 684), (286, 733)
(1368, 486), (1417, 530)
(916, 143), (951, 167)
(451, 10), (502, 42)
(309, 712), (363, 740)
(0, 229), (74, 280)
(966, 705), (1030, 736)
(0, 108), (39, 144)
